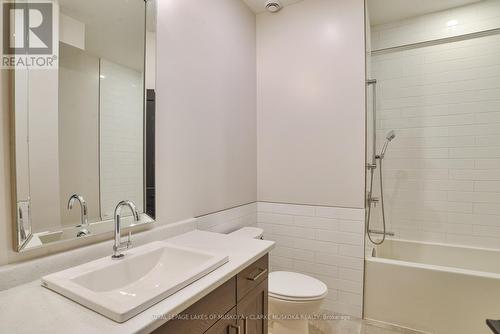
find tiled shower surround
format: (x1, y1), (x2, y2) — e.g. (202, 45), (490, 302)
(369, 1), (500, 250)
(256, 202), (365, 317)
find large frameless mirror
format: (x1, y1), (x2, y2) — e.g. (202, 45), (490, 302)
(12, 0), (157, 251)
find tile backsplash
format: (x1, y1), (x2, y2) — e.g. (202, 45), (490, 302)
(257, 202), (365, 317)
(196, 203), (258, 233)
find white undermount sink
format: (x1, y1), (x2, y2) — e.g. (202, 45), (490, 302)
(41, 241), (229, 322)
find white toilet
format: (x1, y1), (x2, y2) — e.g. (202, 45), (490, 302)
(229, 227), (328, 334)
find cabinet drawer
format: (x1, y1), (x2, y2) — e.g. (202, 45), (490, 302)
(237, 279), (268, 334)
(205, 307), (239, 334)
(237, 254), (269, 302)
(153, 277), (236, 334)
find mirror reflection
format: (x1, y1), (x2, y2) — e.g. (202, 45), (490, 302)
(15, 0), (156, 251)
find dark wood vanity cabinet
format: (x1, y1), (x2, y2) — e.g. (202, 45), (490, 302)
(236, 254), (269, 334)
(236, 280), (268, 334)
(153, 254), (269, 334)
(204, 307), (238, 334)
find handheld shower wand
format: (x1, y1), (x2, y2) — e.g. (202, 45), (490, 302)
(378, 130), (396, 160)
(366, 130), (396, 245)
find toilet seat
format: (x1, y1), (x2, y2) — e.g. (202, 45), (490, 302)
(269, 271), (328, 302)
(269, 292), (326, 302)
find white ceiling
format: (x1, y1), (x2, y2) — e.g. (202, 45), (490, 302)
(368, 0), (481, 25)
(242, 0), (303, 13)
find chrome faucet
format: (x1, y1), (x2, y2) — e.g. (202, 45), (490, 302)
(112, 200), (139, 259)
(68, 194), (90, 237)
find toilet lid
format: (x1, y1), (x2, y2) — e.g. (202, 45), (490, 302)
(228, 227), (263, 239)
(269, 271), (328, 301)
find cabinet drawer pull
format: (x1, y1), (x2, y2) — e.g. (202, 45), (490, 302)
(229, 324), (241, 334)
(247, 268), (268, 281)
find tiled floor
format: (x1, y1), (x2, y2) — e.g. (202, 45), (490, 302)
(268, 311), (427, 334)
(307, 311), (427, 334)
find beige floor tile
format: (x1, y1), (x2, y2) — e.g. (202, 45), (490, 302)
(306, 311), (427, 334)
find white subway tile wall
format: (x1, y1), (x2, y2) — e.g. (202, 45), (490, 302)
(371, 0), (500, 51)
(196, 203), (258, 234)
(370, 12), (500, 249)
(100, 59), (144, 220)
(257, 202), (365, 317)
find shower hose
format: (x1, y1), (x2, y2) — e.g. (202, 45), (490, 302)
(366, 157), (387, 245)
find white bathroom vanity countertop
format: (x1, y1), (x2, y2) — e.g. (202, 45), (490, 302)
(0, 230), (275, 334)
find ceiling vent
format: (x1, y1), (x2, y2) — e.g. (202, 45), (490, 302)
(265, 0), (282, 13)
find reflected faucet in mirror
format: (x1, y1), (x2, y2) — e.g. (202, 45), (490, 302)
(112, 200), (140, 259)
(67, 194), (91, 237)
(12, 0), (157, 252)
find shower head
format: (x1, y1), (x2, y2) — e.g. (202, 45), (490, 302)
(386, 130), (396, 142)
(379, 130), (396, 159)
(265, 0), (282, 13)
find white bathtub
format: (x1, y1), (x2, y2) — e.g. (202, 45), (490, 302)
(364, 239), (500, 334)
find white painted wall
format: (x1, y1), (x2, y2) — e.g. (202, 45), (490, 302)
(257, 0), (366, 208)
(156, 0), (257, 223)
(26, 2), (61, 232)
(369, 3), (500, 249)
(59, 14), (85, 50)
(28, 70), (61, 232)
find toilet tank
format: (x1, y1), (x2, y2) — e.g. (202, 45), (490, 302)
(228, 227), (264, 240)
